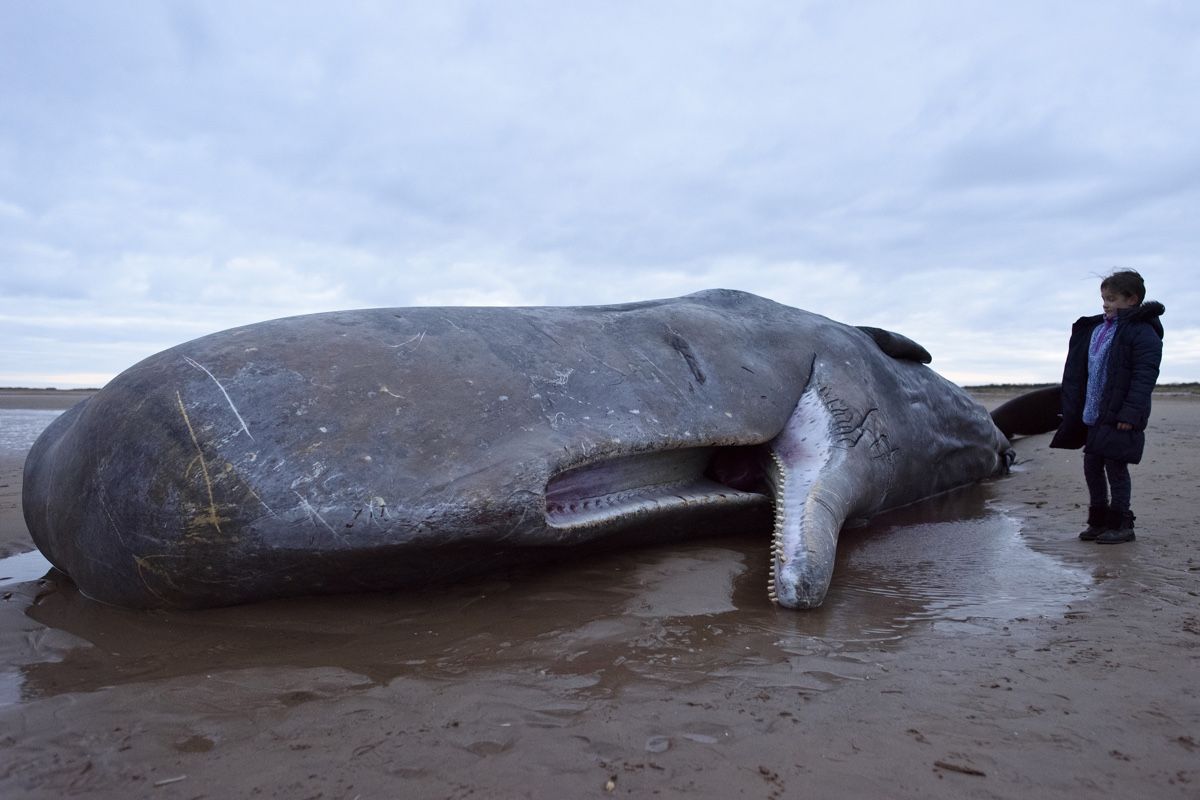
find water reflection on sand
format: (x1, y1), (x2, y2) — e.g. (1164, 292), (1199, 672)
(0, 409), (63, 455)
(2, 482), (1091, 708)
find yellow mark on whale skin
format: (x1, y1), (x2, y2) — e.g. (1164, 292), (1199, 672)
(179, 455), (271, 535)
(177, 390), (224, 536)
(133, 555), (179, 604)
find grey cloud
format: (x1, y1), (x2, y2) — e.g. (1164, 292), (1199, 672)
(2, 2), (1198, 386)
(933, 131), (1106, 191)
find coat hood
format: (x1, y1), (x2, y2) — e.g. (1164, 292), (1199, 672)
(1123, 300), (1166, 339)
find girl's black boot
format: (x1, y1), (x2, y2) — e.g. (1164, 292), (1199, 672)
(1096, 509), (1136, 544)
(1078, 505), (1109, 541)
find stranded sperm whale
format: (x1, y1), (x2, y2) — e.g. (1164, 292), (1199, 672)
(23, 289), (1015, 610)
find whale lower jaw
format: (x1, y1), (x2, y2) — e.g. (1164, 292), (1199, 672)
(766, 384), (839, 608)
(766, 377), (893, 609)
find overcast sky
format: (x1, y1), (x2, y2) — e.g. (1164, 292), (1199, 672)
(2, 1), (1197, 388)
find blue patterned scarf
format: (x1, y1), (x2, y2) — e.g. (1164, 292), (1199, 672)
(1082, 317), (1118, 425)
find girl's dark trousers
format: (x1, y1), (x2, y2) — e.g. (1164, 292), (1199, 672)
(1083, 451), (1131, 511)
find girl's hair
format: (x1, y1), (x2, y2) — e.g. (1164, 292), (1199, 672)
(1101, 269), (1146, 303)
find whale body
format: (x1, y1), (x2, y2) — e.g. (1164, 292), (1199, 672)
(23, 289), (1013, 609)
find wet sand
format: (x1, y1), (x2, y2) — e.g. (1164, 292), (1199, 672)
(1, 390), (1198, 798)
(0, 389), (96, 411)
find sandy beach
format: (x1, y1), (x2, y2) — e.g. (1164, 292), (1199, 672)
(1, 388), (1197, 798)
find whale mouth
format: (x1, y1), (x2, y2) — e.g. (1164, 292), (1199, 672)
(544, 447), (767, 530)
(540, 380), (856, 611)
(540, 371), (885, 611)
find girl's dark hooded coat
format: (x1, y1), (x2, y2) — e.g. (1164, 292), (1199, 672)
(1049, 301), (1165, 464)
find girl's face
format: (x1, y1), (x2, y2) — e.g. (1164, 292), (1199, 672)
(1101, 289), (1139, 318)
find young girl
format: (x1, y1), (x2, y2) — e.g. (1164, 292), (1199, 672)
(1050, 270), (1165, 543)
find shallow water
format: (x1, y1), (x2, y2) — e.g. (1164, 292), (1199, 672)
(0, 402), (1094, 714)
(0, 549), (52, 588)
(0, 408), (62, 455)
(1, 482), (1091, 709)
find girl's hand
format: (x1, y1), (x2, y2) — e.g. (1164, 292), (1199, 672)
(1117, 422), (1133, 431)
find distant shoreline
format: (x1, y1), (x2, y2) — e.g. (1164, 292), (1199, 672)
(3, 383), (1198, 412)
(0, 388), (97, 411)
(0, 388), (100, 393)
(964, 382), (1200, 396)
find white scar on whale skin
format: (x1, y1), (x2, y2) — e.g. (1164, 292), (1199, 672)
(292, 490), (342, 541)
(184, 356), (254, 440)
(389, 331), (426, 350)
